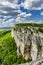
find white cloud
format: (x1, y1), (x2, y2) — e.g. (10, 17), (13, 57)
(0, 0), (18, 9)
(0, 18), (14, 27)
(15, 12), (32, 23)
(15, 16), (24, 23)
(30, 0), (40, 2)
(0, 19), (3, 22)
(25, 13), (32, 17)
(0, 15), (2, 17)
(20, 0), (42, 10)
(20, 0), (32, 9)
(13, 10), (22, 13)
(40, 12), (43, 16)
(18, 12), (32, 17)
(18, 12), (26, 17)
(0, 10), (8, 13)
(32, 4), (43, 10)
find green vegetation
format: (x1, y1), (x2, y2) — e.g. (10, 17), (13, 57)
(0, 30), (30, 65)
(38, 28), (43, 33)
(0, 30), (17, 65)
(15, 23), (43, 27)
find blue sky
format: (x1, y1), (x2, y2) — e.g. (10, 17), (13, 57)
(0, 0), (43, 27)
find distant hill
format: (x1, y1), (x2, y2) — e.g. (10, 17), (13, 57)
(0, 27), (13, 29)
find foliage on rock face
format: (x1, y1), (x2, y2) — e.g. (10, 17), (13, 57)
(0, 30), (29, 65)
(0, 31), (17, 65)
(38, 28), (43, 33)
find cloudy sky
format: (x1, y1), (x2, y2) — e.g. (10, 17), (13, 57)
(0, 0), (43, 27)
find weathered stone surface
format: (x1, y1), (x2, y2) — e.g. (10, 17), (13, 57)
(11, 25), (43, 61)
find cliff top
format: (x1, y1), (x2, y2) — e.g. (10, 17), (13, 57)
(14, 23), (43, 33)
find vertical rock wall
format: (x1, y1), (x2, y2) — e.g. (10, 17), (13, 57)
(11, 26), (43, 61)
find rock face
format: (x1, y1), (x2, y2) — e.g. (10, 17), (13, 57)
(11, 25), (43, 61)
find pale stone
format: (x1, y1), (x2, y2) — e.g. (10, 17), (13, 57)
(11, 26), (43, 61)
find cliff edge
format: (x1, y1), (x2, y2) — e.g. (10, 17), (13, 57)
(11, 23), (43, 61)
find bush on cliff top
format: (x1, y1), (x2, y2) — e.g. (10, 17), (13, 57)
(15, 23), (43, 27)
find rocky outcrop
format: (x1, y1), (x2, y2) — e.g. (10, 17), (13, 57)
(11, 25), (43, 61)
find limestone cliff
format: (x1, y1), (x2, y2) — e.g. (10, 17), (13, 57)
(11, 23), (43, 61)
